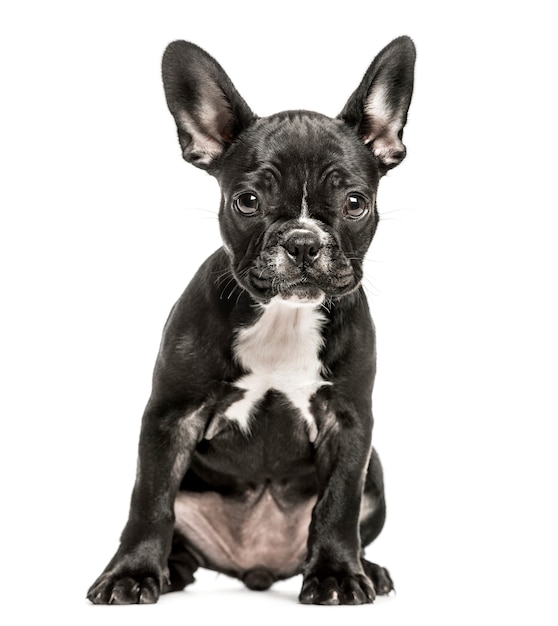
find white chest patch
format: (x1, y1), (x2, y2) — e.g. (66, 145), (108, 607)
(225, 297), (329, 441)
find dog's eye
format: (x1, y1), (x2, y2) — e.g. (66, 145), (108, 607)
(234, 193), (259, 216)
(344, 194), (368, 219)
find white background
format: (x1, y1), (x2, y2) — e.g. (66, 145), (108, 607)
(1, 1), (557, 624)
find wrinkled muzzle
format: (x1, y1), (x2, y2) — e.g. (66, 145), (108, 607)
(237, 220), (361, 304)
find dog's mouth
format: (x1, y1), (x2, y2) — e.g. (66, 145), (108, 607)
(252, 275), (326, 303)
(242, 255), (359, 304)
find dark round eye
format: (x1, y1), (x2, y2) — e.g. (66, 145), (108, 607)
(234, 193), (259, 215)
(344, 194), (368, 219)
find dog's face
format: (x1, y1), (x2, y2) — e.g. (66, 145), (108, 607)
(216, 112), (380, 304)
(162, 39), (415, 304)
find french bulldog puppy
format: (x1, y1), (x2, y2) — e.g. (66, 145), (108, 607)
(88, 36), (415, 606)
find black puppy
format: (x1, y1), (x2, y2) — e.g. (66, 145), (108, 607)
(88, 37), (415, 606)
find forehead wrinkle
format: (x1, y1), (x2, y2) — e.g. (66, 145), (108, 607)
(228, 112), (378, 213)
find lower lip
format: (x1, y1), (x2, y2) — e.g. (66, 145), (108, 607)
(279, 285), (324, 304)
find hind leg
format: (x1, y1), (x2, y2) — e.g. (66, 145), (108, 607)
(359, 448), (395, 596)
(162, 535), (200, 594)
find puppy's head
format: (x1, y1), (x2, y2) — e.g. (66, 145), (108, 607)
(162, 38), (415, 305)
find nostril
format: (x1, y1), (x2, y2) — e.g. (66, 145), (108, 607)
(285, 243), (301, 264)
(283, 232), (321, 266)
(290, 245), (301, 259)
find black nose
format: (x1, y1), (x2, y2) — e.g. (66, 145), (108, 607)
(283, 230), (321, 266)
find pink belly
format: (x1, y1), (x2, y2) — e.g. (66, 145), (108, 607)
(174, 488), (317, 577)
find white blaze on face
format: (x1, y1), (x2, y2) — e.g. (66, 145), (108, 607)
(296, 179), (331, 245)
(300, 181), (310, 219)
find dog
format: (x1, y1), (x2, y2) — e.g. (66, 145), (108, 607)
(87, 36), (415, 606)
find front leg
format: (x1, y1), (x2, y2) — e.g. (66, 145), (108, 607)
(300, 400), (375, 605)
(87, 401), (207, 604)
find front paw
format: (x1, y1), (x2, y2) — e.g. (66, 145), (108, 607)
(88, 574), (160, 605)
(87, 560), (166, 605)
(299, 568), (376, 605)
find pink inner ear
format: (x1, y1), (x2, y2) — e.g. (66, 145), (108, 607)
(362, 118), (406, 167)
(176, 82), (235, 166)
(177, 110), (224, 166)
(196, 82), (234, 140)
(363, 85), (406, 166)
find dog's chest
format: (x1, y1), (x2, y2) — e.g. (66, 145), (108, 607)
(224, 300), (328, 441)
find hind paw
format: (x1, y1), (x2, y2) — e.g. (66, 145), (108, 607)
(361, 559), (394, 595)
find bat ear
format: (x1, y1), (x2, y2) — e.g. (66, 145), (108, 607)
(339, 36), (416, 173)
(162, 41), (256, 170)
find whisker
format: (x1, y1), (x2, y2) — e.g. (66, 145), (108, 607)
(227, 267), (253, 302)
(379, 207), (412, 217)
(320, 297), (334, 314)
(226, 282), (239, 300)
(188, 207), (219, 217)
(218, 274), (238, 299)
(214, 268), (235, 287)
(235, 288), (245, 307)
(361, 275), (380, 299)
